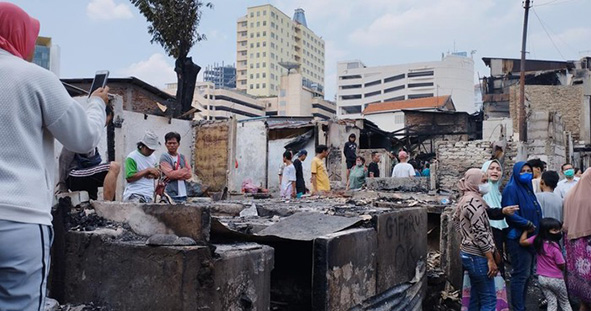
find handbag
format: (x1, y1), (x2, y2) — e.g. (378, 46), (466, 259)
(461, 271), (509, 311)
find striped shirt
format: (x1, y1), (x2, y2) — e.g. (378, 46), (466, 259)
(459, 197), (496, 257)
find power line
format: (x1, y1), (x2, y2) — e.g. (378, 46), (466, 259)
(531, 8), (579, 56)
(532, 8), (567, 60)
(535, 0), (580, 7)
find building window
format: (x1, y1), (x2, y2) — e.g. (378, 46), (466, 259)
(341, 94), (362, 100)
(384, 74), (405, 83)
(257, 22), (260, 27)
(263, 10), (266, 15)
(340, 75), (362, 80)
(263, 42), (266, 47)
(250, 84), (253, 89)
(394, 114), (404, 124)
(384, 85), (405, 93)
(408, 93), (434, 99)
(364, 80), (381, 87)
(280, 89), (286, 97)
(263, 52), (266, 57)
(365, 90), (381, 97)
(262, 73), (266, 78)
(262, 83), (266, 88)
(256, 84), (260, 89)
(263, 31), (266, 36)
(280, 101), (286, 106)
(250, 74), (253, 79)
(257, 11), (260, 16)
(256, 73), (259, 78)
(250, 43), (254, 48)
(256, 63), (260, 68)
(256, 42), (260, 47)
(384, 96), (405, 102)
(341, 105), (362, 114)
(408, 82), (434, 88)
(250, 12), (254, 18)
(257, 32), (260, 37)
(250, 64), (253, 69)
(256, 52), (260, 58)
(263, 62), (266, 68)
(407, 70), (434, 78)
(263, 21), (266, 26)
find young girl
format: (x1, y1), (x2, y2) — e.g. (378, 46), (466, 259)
(520, 218), (572, 311)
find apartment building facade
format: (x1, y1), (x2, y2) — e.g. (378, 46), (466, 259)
(336, 54), (474, 119)
(236, 5), (325, 97)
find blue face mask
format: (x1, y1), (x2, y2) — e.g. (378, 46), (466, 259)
(564, 168), (575, 178)
(519, 172), (533, 184)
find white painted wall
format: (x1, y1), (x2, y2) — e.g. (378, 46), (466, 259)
(364, 112), (405, 133)
(230, 120), (268, 192)
(482, 117), (513, 141)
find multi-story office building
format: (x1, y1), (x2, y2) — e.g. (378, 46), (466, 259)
(33, 36), (60, 76)
(336, 54), (474, 119)
(266, 72), (335, 120)
(165, 82), (265, 120)
(236, 5), (325, 97)
(203, 63), (236, 89)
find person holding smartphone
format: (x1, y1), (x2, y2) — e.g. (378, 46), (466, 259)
(0, 3), (109, 310)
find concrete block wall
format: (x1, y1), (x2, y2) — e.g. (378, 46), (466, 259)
(526, 111), (567, 171)
(436, 140), (518, 191)
(509, 84), (584, 140)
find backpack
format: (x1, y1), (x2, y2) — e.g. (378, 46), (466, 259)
(74, 148), (102, 169)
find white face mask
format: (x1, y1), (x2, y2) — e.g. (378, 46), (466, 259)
(478, 183), (490, 195)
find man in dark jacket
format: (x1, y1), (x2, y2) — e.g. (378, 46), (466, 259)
(293, 150), (308, 198)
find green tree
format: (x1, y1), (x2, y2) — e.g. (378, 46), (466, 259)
(130, 0), (212, 117)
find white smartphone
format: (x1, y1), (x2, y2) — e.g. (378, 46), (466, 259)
(88, 70), (109, 98)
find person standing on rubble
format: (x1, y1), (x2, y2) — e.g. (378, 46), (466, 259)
(368, 151), (381, 178)
(0, 3), (109, 309)
(391, 150), (415, 178)
(455, 168), (499, 311)
(159, 132), (192, 203)
(123, 131), (161, 203)
(280, 150), (296, 199)
(311, 145), (330, 195)
(343, 133), (357, 184)
(346, 156), (367, 191)
(293, 150), (308, 198)
(502, 161), (542, 311)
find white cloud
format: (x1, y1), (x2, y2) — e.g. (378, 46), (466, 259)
(348, 0), (500, 48)
(118, 53), (177, 88)
(86, 0), (133, 21)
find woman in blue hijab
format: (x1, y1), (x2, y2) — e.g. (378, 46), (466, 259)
(502, 161), (542, 311)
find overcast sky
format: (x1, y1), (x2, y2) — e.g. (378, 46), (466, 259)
(11, 0), (591, 100)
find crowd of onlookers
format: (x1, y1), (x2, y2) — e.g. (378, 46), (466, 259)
(456, 157), (590, 311)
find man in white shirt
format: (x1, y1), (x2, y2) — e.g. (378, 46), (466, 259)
(123, 131), (161, 203)
(280, 150), (296, 199)
(554, 163), (579, 199)
(392, 150), (416, 178)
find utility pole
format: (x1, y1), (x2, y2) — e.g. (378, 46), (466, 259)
(519, 0), (531, 142)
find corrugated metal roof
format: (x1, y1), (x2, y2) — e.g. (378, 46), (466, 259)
(363, 96), (451, 115)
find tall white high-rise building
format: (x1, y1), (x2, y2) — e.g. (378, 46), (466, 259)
(336, 54), (475, 119)
(236, 5), (325, 97)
